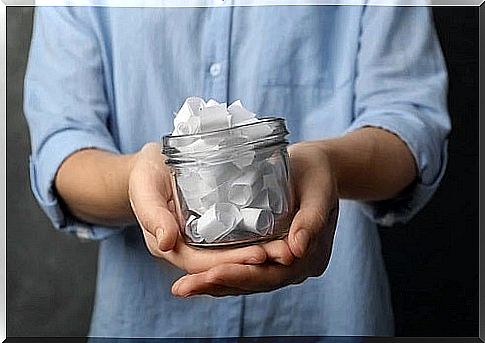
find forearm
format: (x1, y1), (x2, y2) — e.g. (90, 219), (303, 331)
(55, 149), (138, 226)
(303, 127), (417, 201)
(55, 127), (415, 226)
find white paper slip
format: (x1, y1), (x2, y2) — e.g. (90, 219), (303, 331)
(250, 188), (271, 209)
(200, 181), (231, 209)
(228, 100), (256, 126)
(200, 102), (230, 132)
(173, 116), (201, 136)
(184, 196), (205, 214)
(185, 214), (204, 243)
(233, 151), (255, 169)
(173, 97), (206, 135)
(218, 133), (251, 149)
(179, 136), (223, 153)
(181, 96), (206, 116)
(239, 120), (274, 142)
(206, 99), (225, 107)
(172, 98), (272, 138)
(177, 169), (213, 198)
(196, 203), (243, 243)
(239, 208), (274, 236)
(228, 166), (264, 207)
(197, 162), (241, 188)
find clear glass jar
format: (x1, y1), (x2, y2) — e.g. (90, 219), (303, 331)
(162, 117), (293, 247)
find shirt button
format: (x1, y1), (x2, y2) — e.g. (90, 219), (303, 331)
(209, 63), (222, 77)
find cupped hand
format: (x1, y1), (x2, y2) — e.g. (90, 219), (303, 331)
(128, 142), (292, 274)
(171, 142), (339, 296)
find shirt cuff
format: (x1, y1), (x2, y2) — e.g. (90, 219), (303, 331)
(345, 114), (448, 227)
(29, 128), (125, 240)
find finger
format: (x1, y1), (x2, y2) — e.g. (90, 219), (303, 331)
(260, 239), (295, 266)
(140, 225), (164, 258)
(129, 173), (179, 251)
(287, 207), (325, 258)
(172, 263), (296, 296)
(131, 196), (179, 251)
(167, 200), (176, 214)
(161, 241), (268, 274)
(172, 278), (250, 298)
(288, 170), (335, 258)
(287, 207), (321, 259)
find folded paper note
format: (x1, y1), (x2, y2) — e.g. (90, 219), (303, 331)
(228, 166), (264, 207)
(197, 162), (241, 189)
(228, 100), (256, 125)
(239, 208), (274, 236)
(172, 97), (273, 138)
(233, 151), (256, 169)
(171, 98), (288, 243)
(196, 203), (243, 243)
(173, 97), (205, 135)
(185, 214), (204, 243)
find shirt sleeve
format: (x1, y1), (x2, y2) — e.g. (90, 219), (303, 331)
(24, 7), (124, 240)
(346, 6), (451, 227)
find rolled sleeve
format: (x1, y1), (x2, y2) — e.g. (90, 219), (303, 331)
(29, 129), (121, 240)
(24, 7), (123, 240)
(349, 7), (451, 226)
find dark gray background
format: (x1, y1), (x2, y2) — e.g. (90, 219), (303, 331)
(6, 6), (479, 337)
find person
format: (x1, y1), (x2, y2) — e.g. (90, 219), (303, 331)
(24, 4), (450, 338)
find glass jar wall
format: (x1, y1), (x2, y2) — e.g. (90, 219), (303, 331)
(162, 117), (293, 247)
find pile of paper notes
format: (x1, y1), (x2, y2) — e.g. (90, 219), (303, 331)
(170, 97), (288, 244)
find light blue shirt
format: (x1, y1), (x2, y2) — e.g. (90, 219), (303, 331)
(24, 5), (450, 338)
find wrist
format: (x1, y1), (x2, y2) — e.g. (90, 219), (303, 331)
(315, 142), (341, 199)
(316, 141), (341, 194)
(288, 140), (341, 198)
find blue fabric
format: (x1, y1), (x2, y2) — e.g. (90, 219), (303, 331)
(24, 5), (450, 337)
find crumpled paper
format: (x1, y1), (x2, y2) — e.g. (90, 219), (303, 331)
(171, 97), (286, 243)
(195, 203), (243, 243)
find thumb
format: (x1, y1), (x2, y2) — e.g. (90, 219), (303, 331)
(287, 173), (337, 259)
(288, 206), (327, 258)
(129, 147), (179, 251)
(130, 195), (179, 252)
(286, 143), (339, 259)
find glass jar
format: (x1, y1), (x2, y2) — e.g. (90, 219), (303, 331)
(162, 117), (293, 247)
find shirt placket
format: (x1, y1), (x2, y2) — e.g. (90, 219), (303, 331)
(202, 3), (245, 337)
(203, 4), (232, 103)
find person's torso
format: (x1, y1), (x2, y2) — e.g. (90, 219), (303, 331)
(84, 6), (394, 337)
(89, 6), (363, 150)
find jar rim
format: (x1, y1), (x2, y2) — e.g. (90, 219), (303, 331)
(162, 116), (289, 164)
(164, 116), (283, 139)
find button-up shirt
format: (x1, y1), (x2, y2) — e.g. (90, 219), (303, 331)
(24, 5), (450, 337)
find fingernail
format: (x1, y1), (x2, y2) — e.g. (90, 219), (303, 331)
(172, 282), (180, 295)
(275, 256), (293, 266)
(173, 281), (187, 297)
(274, 257), (286, 265)
(295, 230), (310, 257)
(156, 228), (165, 248)
(246, 257), (261, 264)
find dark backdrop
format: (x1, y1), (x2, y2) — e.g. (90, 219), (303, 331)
(6, 6), (479, 337)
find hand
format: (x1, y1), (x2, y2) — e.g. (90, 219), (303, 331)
(171, 142), (339, 296)
(129, 142), (279, 274)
